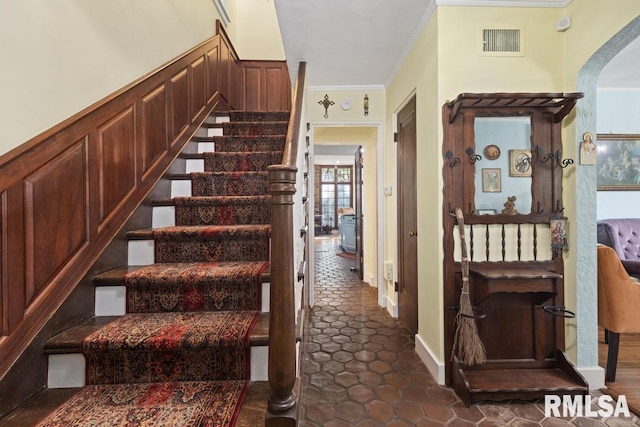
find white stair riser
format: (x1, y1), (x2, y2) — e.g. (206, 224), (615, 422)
(198, 142), (215, 153)
(47, 354), (85, 388)
(152, 206), (175, 228)
(185, 159), (204, 173)
(47, 344), (268, 388)
(95, 282), (271, 316)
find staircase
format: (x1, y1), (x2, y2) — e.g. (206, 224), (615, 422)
(38, 110), (290, 426)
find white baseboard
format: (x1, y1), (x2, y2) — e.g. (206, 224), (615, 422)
(579, 365), (605, 390)
(385, 294), (397, 318)
(415, 334), (445, 385)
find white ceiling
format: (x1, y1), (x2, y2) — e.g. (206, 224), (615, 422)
(274, 0), (639, 89)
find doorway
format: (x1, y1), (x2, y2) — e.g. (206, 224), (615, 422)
(308, 124), (383, 308)
(396, 96), (418, 336)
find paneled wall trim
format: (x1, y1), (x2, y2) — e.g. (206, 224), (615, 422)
(0, 21), (290, 379)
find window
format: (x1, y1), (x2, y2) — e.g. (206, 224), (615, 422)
(317, 165), (353, 229)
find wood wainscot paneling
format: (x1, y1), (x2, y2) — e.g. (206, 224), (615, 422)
(141, 85), (168, 177)
(24, 140), (89, 303)
(206, 45), (220, 104)
(169, 69), (190, 144)
(190, 57), (207, 122)
(98, 107), (137, 223)
(241, 61), (291, 111)
(0, 27), (234, 381)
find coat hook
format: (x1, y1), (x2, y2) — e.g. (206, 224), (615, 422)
(445, 150), (461, 167)
(466, 147), (482, 164)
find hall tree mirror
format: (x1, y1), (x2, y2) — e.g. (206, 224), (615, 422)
(473, 117), (532, 214)
(441, 93), (587, 407)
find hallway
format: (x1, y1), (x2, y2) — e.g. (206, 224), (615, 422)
(299, 237), (639, 426)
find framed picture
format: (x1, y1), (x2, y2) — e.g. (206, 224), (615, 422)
(509, 149), (532, 177)
(476, 209), (497, 215)
(550, 216), (568, 257)
(596, 134), (640, 190)
(580, 132), (596, 165)
(482, 168), (501, 192)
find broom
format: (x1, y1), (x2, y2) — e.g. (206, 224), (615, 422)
(451, 208), (486, 366)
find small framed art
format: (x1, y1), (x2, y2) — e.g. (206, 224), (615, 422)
(509, 149), (532, 177)
(482, 168), (501, 192)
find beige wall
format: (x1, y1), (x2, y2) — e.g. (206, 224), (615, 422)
(386, 3), (640, 369)
(385, 10), (440, 360)
(0, 0), (224, 157)
(230, 0), (285, 60)
(307, 89), (385, 123)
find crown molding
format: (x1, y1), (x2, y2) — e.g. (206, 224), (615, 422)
(308, 85), (386, 92)
(436, 0), (573, 7)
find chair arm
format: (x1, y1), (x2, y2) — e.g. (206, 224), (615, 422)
(597, 245), (640, 333)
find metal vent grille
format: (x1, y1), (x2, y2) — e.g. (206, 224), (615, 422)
(482, 29), (521, 53)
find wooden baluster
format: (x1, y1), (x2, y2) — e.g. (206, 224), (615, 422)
(533, 224), (538, 261)
(501, 224), (506, 261)
(485, 224), (490, 261)
(517, 224), (522, 261)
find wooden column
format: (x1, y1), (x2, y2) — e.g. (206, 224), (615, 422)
(266, 165), (298, 427)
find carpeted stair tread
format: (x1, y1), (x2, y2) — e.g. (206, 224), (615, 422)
(128, 224), (271, 240)
(92, 264), (271, 285)
(124, 261), (267, 313)
(83, 310), (258, 384)
(229, 110), (290, 122)
(203, 151), (283, 172)
(221, 121), (289, 136)
(35, 380), (249, 427)
(153, 224), (271, 238)
(44, 313), (270, 355)
(174, 195), (271, 226)
(190, 171), (269, 196)
(152, 224), (271, 263)
(190, 135), (286, 153)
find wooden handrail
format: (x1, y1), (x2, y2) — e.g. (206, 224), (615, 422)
(266, 61), (306, 426)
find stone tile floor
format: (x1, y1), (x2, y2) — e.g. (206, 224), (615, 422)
(299, 237), (640, 426)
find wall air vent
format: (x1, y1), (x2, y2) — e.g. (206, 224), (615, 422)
(480, 28), (523, 56)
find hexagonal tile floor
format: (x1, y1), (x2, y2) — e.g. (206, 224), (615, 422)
(299, 237), (640, 426)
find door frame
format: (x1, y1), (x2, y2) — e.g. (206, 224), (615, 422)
(308, 121), (385, 307)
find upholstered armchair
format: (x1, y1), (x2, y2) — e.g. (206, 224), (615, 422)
(597, 244), (640, 382)
(597, 218), (640, 279)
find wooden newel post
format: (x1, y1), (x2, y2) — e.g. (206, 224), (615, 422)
(266, 164), (298, 426)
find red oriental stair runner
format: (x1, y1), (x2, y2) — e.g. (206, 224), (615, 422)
(37, 110), (288, 427)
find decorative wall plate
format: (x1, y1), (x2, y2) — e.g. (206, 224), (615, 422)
(341, 99), (352, 111)
(484, 144), (501, 160)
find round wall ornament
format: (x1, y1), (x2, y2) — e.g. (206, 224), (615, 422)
(484, 144), (501, 160)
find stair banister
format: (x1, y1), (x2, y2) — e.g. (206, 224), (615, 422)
(266, 61), (306, 426)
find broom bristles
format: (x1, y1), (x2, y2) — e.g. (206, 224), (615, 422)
(452, 281), (486, 366)
(451, 207), (487, 366)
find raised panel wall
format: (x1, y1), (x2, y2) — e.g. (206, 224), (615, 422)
(98, 107), (136, 221)
(24, 141), (89, 302)
(190, 57), (206, 122)
(170, 70), (189, 143)
(0, 31), (230, 380)
(241, 61), (291, 111)
(141, 86), (167, 175)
